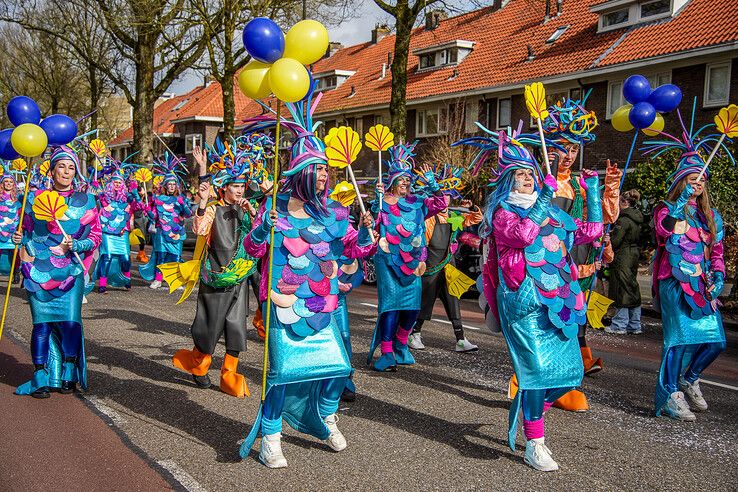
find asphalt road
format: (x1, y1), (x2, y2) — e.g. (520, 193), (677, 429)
(1, 268), (737, 491)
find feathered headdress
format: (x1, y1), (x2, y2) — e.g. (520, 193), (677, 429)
(153, 151), (188, 188)
(242, 85), (325, 176)
(414, 163), (464, 199)
(641, 98), (734, 192)
(452, 121), (542, 184)
(383, 141), (418, 188)
(207, 133), (274, 189)
(541, 90), (598, 150)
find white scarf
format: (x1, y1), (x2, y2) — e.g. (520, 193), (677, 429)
(506, 190), (538, 209)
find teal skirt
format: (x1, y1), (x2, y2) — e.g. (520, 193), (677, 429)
(100, 232), (130, 257)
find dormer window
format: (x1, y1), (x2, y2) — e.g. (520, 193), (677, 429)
(602, 8), (629, 27)
(413, 40), (474, 72)
(592, 0), (678, 33)
(314, 70), (356, 92)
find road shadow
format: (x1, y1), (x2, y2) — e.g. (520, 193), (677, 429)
(85, 308), (190, 337)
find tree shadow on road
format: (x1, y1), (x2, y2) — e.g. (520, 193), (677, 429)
(85, 309), (190, 337)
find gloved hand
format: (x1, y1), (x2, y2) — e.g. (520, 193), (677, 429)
(543, 173), (558, 192)
(528, 175), (556, 225)
(579, 169), (598, 191)
(667, 184), (694, 220)
(423, 170), (440, 193)
(711, 271), (725, 298)
(250, 209), (276, 244)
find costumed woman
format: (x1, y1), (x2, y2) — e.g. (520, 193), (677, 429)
(367, 142), (447, 371)
(94, 163), (143, 293)
(139, 153), (193, 289)
(648, 115), (731, 421)
(238, 92), (376, 468)
(409, 164), (482, 353)
(0, 164), (22, 279)
(538, 95), (620, 412)
(171, 143), (259, 398)
(13, 146), (101, 398)
(459, 124), (602, 471)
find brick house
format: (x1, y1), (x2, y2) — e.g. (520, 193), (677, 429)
(111, 0), (738, 181)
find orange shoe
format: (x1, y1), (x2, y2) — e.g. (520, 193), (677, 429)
(552, 389), (589, 412)
(253, 307), (265, 340)
(508, 373), (519, 399)
(581, 346), (603, 376)
(137, 250), (149, 263)
(172, 347), (212, 376)
(220, 353), (250, 398)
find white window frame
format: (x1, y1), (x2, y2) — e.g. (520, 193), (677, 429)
(704, 61), (732, 108)
(184, 133), (202, 154)
(416, 106), (448, 137)
(600, 7), (631, 30)
(352, 116), (364, 136)
(640, 0), (671, 19)
(496, 98), (511, 129)
(607, 80), (625, 119)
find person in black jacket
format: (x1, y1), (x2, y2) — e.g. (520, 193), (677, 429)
(608, 190), (644, 334)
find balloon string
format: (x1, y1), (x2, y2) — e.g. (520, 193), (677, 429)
(76, 109), (98, 125)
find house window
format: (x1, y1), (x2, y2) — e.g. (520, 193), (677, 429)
(184, 134), (202, 154)
(497, 98), (511, 129)
(351, 116), (363, 136)
(546, 25), (570, 44)
(447, 48), (458, 64)
(640, 0), (670, 18)
(419, 54), (436, 69)
(570, 88), (582, 101)
(647, 71), (671, 88)
(602, 8), (629, 27)
(416, 107), (447, 137)
(607, 80), (625, 118)
(704, 61), (731, 107)
(374, 114), (384, 126)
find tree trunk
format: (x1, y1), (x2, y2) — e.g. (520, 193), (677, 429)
(132, 37), (156, 164)
(389, 5), (412, 141)
(222, 70), (236, 141)
(87, 64), (100, 133)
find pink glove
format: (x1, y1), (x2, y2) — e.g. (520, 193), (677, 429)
(128, 180), (138, 192)
(579, 169), (598, 190)
(543, 173), (558, 192)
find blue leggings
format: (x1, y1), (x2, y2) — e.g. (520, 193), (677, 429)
(379, 309), (420, 342)
(98, 254), (131, 278)
(521, 387), (573, 421)
(31, 322), (82, 365)
(664, 342), (726, 393)
(155, 252), (179, 267)
(261, 378), (345, 435)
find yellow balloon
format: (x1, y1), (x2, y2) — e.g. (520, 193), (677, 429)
(11, 123), (48, 157)
(611, 104), (633, 133)
(268, 58), (310, 103)
(238, 60), (272, 100)
(642, 113), (665, 136)
(283, 20), (330, 66)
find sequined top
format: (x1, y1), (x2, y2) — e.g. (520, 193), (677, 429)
(0, 192), (21, 249)
(99, 190), (143, 235)
(147, 193), (193, 243)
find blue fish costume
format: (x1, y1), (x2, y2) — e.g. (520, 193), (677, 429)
(0, 165), (21, 275)
(15, 146), (101, 398)
(238, 89), (374, 467)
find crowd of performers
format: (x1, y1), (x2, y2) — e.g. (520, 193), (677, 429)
(3, 89), (731, 472)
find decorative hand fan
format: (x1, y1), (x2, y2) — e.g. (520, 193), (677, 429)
(329, 181), (357, 206)
(32, 190), (85, 269)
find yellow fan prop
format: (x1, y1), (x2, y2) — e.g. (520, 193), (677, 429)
(39, 160), (50, 177)
(158, 235), (208, 304)
(129, 228), (146, 246)
(325, 126), (361, 170)
(324, 127), (340, 147)
(364, 124), (394, 152)
(444, 264), (475, 299)
(585, 290), (614, 329)
(32, 190), (67, 222)
(715, 104), (738, 137)
(89, 139), (108, 157)
(12, 158), (26, 171)
(524, 82), (548, 120)
(329, 181), (357, 206)
(134, 168), (153, 183)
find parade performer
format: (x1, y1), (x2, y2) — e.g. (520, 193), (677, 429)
(0, 164), (21, 277)
(94, 165), (143, 293)
(13, 146), (101, 398)
(409, 164), (482, 352)
(541, 96), (620, 411)
(238, 92), (376, 468)
(139, 153), (193, 289)
(171, 143), (259, 398)
(367, 143), (447, 371)
(458, 123), (602, 471)
(647, 115), (731, 421)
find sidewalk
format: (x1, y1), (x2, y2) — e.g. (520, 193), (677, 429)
(0, 336), (175, 491)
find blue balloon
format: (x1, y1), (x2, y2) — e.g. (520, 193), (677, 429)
(7, 96), (41, 126)
(648, 84), (682, 113)
(242, 17), (285, 64)
(623, 75), (651, 105)
(0, 128), (19, 160)
(629, 102), (657, 129)
(40, 114), (78, 145)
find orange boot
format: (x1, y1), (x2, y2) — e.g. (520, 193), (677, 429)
(552, 389), (590, 412)
(581, 346), (603, 376)
(507, 373), (519, 399)
(137, 250), (149, 264)
(253, 307), (265, 340)
(220, 353), (250, 398)
(172, 347), (212, 376)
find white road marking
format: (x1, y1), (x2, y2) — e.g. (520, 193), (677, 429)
(433, 319), (481, 331)
(83, 395), (127, 426)
(701, 379), (738, 392)
(360, 302), (378, 308)
(157, 460), (208, 492)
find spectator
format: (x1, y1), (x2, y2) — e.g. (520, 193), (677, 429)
(607, 190), (644, 334)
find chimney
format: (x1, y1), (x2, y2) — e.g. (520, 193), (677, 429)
(388, 51), (393, 68)
(371, 24), (390, 44)
(491, 0), (504, 11)
(556, 0), (563, 16)
(527, 44), (535, 61)
(324, 41), (344, 59)
(425, 9), (447, 30)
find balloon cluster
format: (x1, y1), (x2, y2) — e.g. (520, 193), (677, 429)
(239, 18), (329, 103)
(611, 75), (682, 136)
(0, 96), (78, 159)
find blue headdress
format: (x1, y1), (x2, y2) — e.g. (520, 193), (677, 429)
(541, 90), (598, 151)
(414, 163), (464, 200)
(384, 141), (417, 189)
(1, 161), (15, 184)
(207, 133), (274, 189)
(153, 151), (188, 189)
(641, 98), (734, 193)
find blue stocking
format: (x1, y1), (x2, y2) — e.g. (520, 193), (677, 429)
(262, 385), (286, 435)
(663, 345), (687, 394)
(684, 341), (726, 383)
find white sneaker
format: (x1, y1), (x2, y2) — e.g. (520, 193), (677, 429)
(679, 377), (708, 411)
(259, 433), (288, 468)
(605, 326), (627, 335)
(323, 414), (347, 452)
(455, 338), (479, 352)
(408, 333), (425, 350)
(524, 438), (559, 472)
(662, 391), (697, 421)
(149, 280), (162, 289)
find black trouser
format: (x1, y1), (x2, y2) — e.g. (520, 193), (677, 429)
(414, 271), (465, 341)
